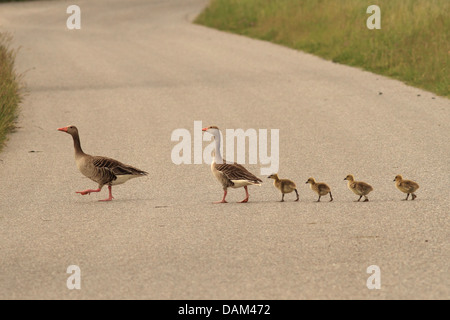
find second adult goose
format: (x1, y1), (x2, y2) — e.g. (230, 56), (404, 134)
(202, 126), (262, 203)
(58, 125), (148, 201)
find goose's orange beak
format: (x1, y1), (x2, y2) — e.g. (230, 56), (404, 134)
(202, 127), (208, 131)
(58, 127), (68, 132)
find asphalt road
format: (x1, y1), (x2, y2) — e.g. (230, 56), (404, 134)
(0, 0), (448, 300)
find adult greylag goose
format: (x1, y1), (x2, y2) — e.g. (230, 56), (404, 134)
(344, 174), (373, 202)
(305, 177), (333, 202)
(394, 175), (419, 200)
(268, 174), (299, 202)
(58, 125), (148, 201)
(202, 126), (262, 203)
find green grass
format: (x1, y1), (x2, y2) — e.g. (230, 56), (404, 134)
(196, 0), (449, 97)
(0, 33), (22, 152)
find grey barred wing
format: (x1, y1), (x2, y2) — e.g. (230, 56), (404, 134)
(215, 163), (262, 183)
(99, 166), (118, 184)
(92, 156), (148, 177)
(92, 156), (121, 169)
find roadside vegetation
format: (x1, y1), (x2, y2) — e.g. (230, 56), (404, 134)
(0, 33), (22, 151)
(196, 0), (449, 97)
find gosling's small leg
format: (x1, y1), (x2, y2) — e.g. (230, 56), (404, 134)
(412, 193), (417, 200)
(294, 189), (299, 202)
(403, 193), (410, 201)
(357, 195), (362, 202)
(317, 195), (321, 202)
(364, 195), (369, 202)
(280, 193), (285, 202)
(329, 192), (333, 202)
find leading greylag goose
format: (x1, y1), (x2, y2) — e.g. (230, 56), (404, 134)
(268, 173), (299, 202)
(58, 126), (148, 201)
(202, 126), (262, 203)
(394, 175), (419, 200)
(344, 174), (373, 202)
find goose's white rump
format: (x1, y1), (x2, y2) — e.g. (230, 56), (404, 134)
(230, 180), (262, 188)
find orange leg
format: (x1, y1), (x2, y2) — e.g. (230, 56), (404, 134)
(238, 186), (249, 203)
(76, 188), (101, 196)
(214, 189), (228, 204)
(99, 186), (114, 202)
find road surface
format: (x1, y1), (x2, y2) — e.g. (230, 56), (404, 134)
(0, 0), (448, 299)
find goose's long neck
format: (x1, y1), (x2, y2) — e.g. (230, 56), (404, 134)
(72, 132), (85, 157)
(213, 131), (223, 164)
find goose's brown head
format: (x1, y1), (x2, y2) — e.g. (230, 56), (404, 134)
(202, 125), (220, 133)
(58, 125), (78, 136)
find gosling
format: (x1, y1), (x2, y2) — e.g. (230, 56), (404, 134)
(394, 175), (419, 200)
(305, 177), (333, 202)
(344, 174), (373, 202)
(268, 174), (299, 202)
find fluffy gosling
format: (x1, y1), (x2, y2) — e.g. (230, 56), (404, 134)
(305, 177), (333, 202)
(268, 174), (299, 202)
(344, 174), (373, 202)
(394, 175), (419, 200)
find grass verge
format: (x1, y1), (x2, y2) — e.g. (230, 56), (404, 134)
(196, 0), (449, 97)
(0, 33), (22, 152)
